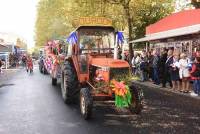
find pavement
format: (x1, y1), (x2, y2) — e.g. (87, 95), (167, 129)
(0, 68), (19, 85)
(0, 67), (200, 134)
(132, 80), (200, 100)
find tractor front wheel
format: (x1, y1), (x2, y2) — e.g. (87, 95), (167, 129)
(80, 88), (93, 120)
(129, 84), (143, 114)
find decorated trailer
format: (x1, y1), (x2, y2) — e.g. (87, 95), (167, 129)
(43, 40), (65, 83)
(49, 17), (144, 120)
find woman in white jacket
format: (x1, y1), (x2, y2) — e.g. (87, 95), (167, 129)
(179, 53), (190, 93)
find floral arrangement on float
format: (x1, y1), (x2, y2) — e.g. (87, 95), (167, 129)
(44, 40), (65, 73)
(110, 79), (132, 108)
(94, 68), (132, 108)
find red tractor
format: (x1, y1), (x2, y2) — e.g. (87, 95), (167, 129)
(60, 17), (143, 120)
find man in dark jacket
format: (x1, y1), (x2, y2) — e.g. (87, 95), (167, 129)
(147, 51), (154, 81)
(160, 48), (168, 85)
(162, 49), (173, 88)
(152, 50), (160, 85)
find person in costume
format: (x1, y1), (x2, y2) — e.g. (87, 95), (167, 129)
(26, 55), (33, 73)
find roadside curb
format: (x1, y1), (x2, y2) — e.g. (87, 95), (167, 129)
(0, 69), (20, 85)
(132, 80), (200, 100)
(3, 68), (21, 71)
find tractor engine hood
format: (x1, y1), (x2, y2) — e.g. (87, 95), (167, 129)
(90, 58), (130, 68)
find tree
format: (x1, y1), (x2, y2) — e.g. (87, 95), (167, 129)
(104, 0), (134, 60)
(132, 0), (174, 38)
(35, 0), (74, 47)
(35, 0), (174, 60)
(16, 38), (27, 50)
(191, 0), (200, 8)
(104, 0), (173, 60)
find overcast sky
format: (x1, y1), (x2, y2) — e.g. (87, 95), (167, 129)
(0, 0), (38, 48)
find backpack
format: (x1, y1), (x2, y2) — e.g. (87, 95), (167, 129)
(191, 63), (200, 77)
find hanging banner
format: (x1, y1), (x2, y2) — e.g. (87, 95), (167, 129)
(75, 17), (112, 27)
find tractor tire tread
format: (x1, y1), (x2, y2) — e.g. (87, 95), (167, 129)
(80, 88), (93, 120)
(61, 61), (78, 104)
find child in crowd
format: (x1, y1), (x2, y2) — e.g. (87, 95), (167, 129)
(26, 56), (33, 73)
(170, 53), (180, 91)
(132, 53), (141, 76)
(190, 56), (200, 96)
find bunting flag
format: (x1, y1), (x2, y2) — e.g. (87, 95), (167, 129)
(66, 32), (78, 45)
(117, 31), (124, 44)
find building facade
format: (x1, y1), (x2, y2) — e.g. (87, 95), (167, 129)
(131, 9), (200, 56)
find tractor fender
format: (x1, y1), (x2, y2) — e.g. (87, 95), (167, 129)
(62, 56), (79, 81)
(61, 58), (73, 72)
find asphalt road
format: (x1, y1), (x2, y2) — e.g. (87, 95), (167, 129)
(0, 67), (200, 134)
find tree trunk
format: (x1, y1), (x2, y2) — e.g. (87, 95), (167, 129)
(191, 0), (200, 9)
(124, 4), (133, 63)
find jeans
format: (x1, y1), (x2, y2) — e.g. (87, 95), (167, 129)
(153, 67), (160, 85)
(140, 70), (147, 82)
(162, 71), (172, 88)
(149, 67), (154, 81)
(193, 80), (200, 95)
(132, 67), (136, 75)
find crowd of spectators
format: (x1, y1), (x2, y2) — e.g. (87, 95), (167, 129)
(132, 48), (200, 97)
(9, 53), (21, 67)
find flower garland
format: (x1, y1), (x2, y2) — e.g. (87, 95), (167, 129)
(44, 41), (64, 73)
(111, 80), (132, 108)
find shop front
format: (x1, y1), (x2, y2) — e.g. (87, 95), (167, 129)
(130, 9), (200, 56)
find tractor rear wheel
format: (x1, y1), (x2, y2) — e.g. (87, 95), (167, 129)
(61, 61), (78, 104)
(129, 84), (143, 114)
(80, 88), (93, 120)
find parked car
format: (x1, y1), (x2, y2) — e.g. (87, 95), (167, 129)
(0, 52), (10, 69)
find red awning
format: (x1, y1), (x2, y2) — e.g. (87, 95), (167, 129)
(130, 24), (200, 43)
(146, 9), (200, 35)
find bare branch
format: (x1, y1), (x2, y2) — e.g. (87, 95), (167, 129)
(104, 0), (120, 4)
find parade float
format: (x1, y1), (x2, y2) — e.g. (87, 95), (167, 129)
(44, 40), (65, 84)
